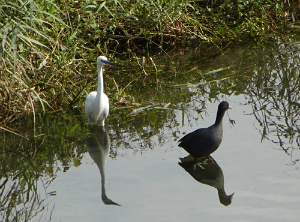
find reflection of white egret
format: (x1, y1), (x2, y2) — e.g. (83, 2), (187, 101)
(85, 56), (115, 125)
(86, 125), (120, 206)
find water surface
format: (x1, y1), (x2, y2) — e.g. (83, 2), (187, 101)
(1, 41), (299, 222)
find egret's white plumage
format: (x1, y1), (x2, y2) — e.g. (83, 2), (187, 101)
(85, 56), (114, 125)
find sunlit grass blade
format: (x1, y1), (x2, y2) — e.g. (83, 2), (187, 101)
(0, 126), (29, 140)
(204, 66), (234, 75)
(129, 105), (152, 115)
(18, 34), (50, 49)
(33, 9), (68, 27)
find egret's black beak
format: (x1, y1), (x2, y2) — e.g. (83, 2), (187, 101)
(104, 60), (117, 67)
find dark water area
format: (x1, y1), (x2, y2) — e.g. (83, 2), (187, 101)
(1, 40), (299, 222)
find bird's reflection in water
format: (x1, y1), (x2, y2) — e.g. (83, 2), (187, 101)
(179, 155), (234, 206)
(86, 125), (120, 206)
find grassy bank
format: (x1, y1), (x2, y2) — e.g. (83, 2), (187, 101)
(0, 0), (298, 125)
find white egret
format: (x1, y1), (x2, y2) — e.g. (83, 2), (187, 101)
(85, 56), (115, 125)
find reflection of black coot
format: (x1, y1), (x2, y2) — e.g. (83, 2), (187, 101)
(179, 155), (234, 206)
(178, 101), (230, 158)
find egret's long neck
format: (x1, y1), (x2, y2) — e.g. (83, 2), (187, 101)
(97, 64), (104, 96)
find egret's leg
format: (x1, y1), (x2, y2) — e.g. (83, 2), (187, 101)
(99, 119), (105, 126)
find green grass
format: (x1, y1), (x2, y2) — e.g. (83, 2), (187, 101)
(0, 0), (297, 124)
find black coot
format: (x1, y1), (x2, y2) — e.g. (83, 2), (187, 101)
(178, 101), (230, 158)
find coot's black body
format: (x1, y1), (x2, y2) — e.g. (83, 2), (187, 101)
(178, 101), (230, 158)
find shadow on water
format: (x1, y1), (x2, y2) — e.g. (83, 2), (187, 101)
(179, 155), (234, 206)
(86, 125), (121, 206)
(0, 40), (300, 221)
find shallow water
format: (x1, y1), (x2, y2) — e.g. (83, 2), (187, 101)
(1, 41), (300, 222)
(42, 99), (300, 222)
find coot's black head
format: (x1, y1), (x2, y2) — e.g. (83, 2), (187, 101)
(218, 101), (231, 111)
(215, 101), (231, 124)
